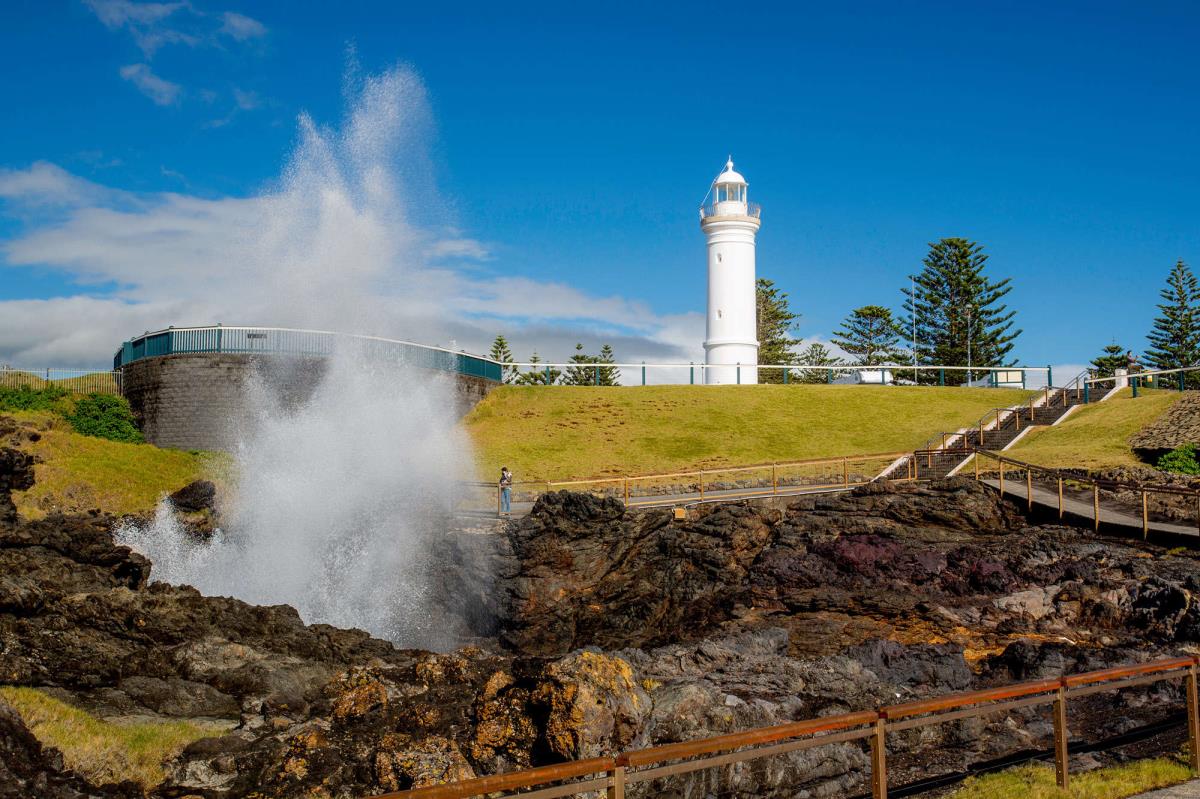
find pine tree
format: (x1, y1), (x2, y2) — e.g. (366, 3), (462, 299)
(902, 238), (1021, 386)
(796, 342), (843, 384)
(1146, 260), (1200, 381)
(831, 306), (905, 366)
(597, 344), (620, 386)
(1090, 343), (1127, 378)
(562, 343), (595, 385)
(756, 278), (801, 384)
(489, 334), (517, 383)
(515, 352), (560, 385)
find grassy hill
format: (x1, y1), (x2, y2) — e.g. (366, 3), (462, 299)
(1003, 388), (1182, 470)
(464, 384), (1034, 482)
(6, 410), (216, 520)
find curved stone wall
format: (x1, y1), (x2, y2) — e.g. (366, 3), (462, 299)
(121, 353), (494, 451)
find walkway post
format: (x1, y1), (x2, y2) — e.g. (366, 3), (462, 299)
(1187, 664), (1200, 773)
(771, 464), (777, 495)
(608, 765), (626, 799)
(1094, 484), (1100, 532)
(999, 461), (1005, 495)
(1053, 684), (1070, 790)
(1058, 477), (1064, 519)
(1027, 470), (1033, 512)
(870, 717), (888, 799)
(1142, 490), (1149, 539)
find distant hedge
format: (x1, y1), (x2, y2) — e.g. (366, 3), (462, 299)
(0, 387), (143, 444)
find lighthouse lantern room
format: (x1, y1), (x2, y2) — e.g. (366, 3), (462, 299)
(700, 157), (762, 385)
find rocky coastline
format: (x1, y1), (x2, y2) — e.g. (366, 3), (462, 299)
(2, 445), (1199, 797)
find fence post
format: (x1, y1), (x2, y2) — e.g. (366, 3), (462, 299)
(870, 716), (888, 799)
(974, 453), (980, 481)
(999, 460), (1005, 495)
(641, 362), (646, 386)
(1027, 469), (1033, 512)
(1058, 477), (1064, 519)
(496, 485), (501, 516)
(783, 367), (789, 385)
(1188, 663), (1200, 773)
(545, 365), (551, 384)
(1047, 364), (1053, 387)
(843, 457), (849, 487)
(608, 765), (626, 799)
(939, 368), (945, 386)
(1132, 376), (1139, 398)
(595, 364), (599, 386)
(1053, 682), (1070, 790)
(827, 368), (833, 384)
(1084, 383), (1090, 403)
(772, 464), (777, 495)
(690, 362), (694, 385)
(736, 363), (741, 385)
(624, 478), (629, 506)
(1182, 372), (1187, 392)
(698, 471), (704, 499)
(1142, 490), (1149, 539)
(1094, 484), (1100, 532)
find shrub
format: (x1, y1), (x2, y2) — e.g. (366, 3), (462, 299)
(1157, 443), (1200, 475)
(64, 394), (143, 444)
(0, 385), (70, 412)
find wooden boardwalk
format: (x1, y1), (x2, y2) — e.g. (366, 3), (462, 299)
(981, 478), (1200, 541)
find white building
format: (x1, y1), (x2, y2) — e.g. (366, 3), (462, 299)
(701, 158), (762, 384)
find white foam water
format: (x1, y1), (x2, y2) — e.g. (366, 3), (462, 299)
(114, 64), (477, 649)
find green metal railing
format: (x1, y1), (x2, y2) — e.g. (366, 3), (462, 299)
(113, 326), (503, 382)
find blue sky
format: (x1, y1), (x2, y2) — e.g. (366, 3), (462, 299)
(1, 1), (1198, 374)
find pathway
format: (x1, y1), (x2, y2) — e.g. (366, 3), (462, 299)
(980, 478), (1199, 540)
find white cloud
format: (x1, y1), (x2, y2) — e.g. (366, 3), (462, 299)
(0, 161), (130, 208)
(84, 0), (184, 30)
(85, 0), (198, 56)
(119, 63), (182, 105)
(220, 11), (267, 41)
(232, 87), (260, 110)
(0, 67), (696, 369)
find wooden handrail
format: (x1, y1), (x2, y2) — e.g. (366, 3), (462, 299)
(976, 448), (1200, 498)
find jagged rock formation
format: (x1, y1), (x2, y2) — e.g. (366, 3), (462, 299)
(1, 446), (1199, 797)
(1130, 392), (1200, 458)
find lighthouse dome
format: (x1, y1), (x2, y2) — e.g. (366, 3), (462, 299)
(714, 158), (746, 185)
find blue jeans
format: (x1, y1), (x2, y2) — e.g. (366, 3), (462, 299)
(501, 487), (512, 513)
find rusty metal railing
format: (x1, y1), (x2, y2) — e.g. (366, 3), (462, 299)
(370, 656), (1200, 799)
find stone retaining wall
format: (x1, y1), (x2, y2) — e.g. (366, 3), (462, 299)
(121, 353), (495, 451)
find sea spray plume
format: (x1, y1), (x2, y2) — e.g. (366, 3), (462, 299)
(115, 65), (480, 649)
(117, 350), (471, 649)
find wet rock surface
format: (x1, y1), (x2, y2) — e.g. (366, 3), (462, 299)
(2, 446), (1200, 798)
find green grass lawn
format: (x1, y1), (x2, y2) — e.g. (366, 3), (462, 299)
(463, 385), (1034, 482)
(0, 686), (226, 789)
(7, 410), (220, 520)
(949, 759), (1192, 798)
(1004, 389), (1182, 471)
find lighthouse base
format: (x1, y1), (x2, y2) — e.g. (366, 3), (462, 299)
(704, 341), (759, 385)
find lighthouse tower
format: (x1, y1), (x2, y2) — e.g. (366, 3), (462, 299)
(701, 157), (761, 385)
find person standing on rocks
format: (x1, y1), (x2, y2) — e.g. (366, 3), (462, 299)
(499, 467), (513, 516)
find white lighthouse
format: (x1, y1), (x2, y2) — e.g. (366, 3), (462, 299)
(701, 157), (761, 384)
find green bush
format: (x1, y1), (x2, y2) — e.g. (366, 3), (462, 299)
(1157, 443), (1200, 475)
(0, 385), (70, 412)
(63, 394), (143, 444)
